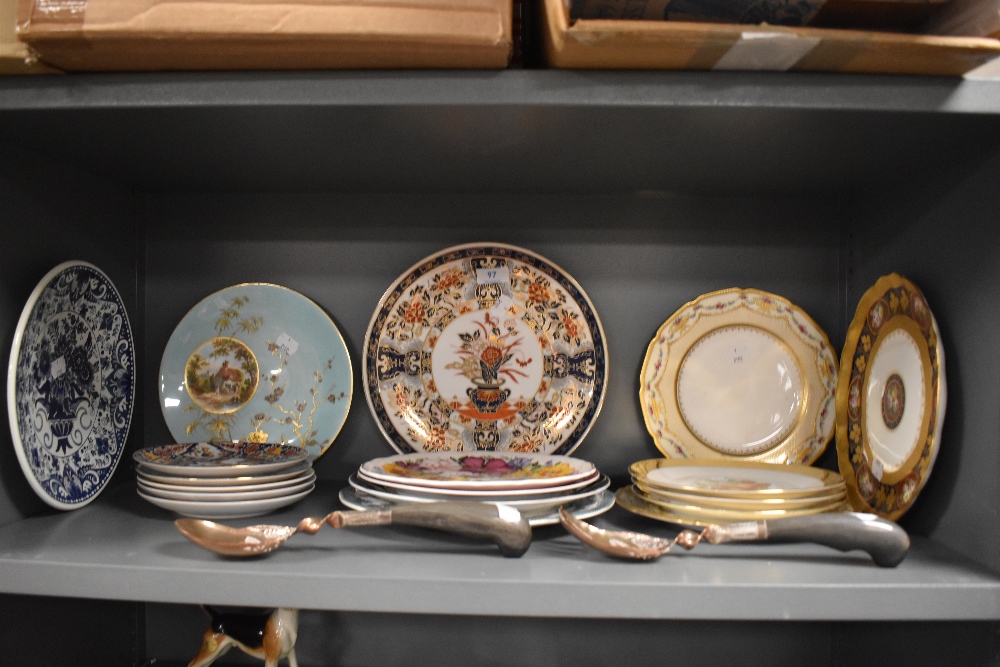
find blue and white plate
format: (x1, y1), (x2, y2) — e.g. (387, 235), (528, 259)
(159, 283), (352, 461)
(7, 261), (136, 510)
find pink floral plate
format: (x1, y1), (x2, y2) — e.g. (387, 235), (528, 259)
(132, 441), (307, 477)
(359, 452), (598, 490)
(363, 243), (607, 455)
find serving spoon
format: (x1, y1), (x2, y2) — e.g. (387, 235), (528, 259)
(176, 501), (533, 558)
(559, 508), (910, 567)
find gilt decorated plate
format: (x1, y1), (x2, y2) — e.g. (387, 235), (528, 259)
(132, 441), (307, 477)
(837, 274), (946, 521)
(630, 458), (844, 499)
(363, 243), (607, 455)
(7, 261), (136, 510)
(158, 283), (352, 461)
(138, 484), (314, 519)
(640, 288), (837, 465)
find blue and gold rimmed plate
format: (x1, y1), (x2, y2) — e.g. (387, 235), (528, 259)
(7, 261), (136, 510)
(158, 283), (352, 461)
(133, 441), (308, 477)
(363, 242), (607, 455)
(837, 274), (946, 521)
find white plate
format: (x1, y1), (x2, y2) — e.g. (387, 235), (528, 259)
(338, 486), (615, 527)
(363, 242), (607, 455)
(360, 452), (597, 491)
(349, 473), (610, 513)
(356, 467), (600, 498)
(138, 469), (316, 495)
(640, 288), (837, 465)
(133, 442), (307, 477)
(136, 461), (312, 487)
(837, 274), (946, 520)
(138, 476), (316, 502)
(8, 261), (136, 510)
(138, 484), (314, 519)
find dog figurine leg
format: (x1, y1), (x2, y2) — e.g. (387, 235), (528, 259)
(189, 607), (298, 667)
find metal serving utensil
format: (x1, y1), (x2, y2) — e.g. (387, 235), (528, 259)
(176, 501), (532, 558)
(559, 508), (910, 567)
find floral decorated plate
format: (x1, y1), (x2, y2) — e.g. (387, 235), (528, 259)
(360, 452), (597, 490)
(7, 261), (136, 510)
(339, 486), (615, 527)
(630, 459), (844, 499)
(138, 468), (315, 494)
(837, 274), (946, 521)
(159, 283), (352, 461)
(640, 288), (837, 465)
(138, 484), (314, 519)
(349, 473), (610, 510)
(138, 476), (316, 503)
(363, 242), (607, 455)
(132, 441), (307, 477)
(135, 460), (311, 487)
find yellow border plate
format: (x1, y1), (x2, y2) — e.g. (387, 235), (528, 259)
(630, 458), (844, 500)
(633, 481), (845, 511)
(639, 288), (837, 464)
(836, 274), (946, 521)
(633, 486), (849, 521)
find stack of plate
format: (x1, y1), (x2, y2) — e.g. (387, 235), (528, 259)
(340, 452), (614, 526)
(619, 459), (848, 527)
(133, 442), (314, 519)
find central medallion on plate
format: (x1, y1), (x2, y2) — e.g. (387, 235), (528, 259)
(365, 243), (607, 455)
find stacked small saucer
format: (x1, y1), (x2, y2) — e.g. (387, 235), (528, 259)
(133, 442), (314, 519)
(619, 459), (848, 527)
(340, 452), (614, 526)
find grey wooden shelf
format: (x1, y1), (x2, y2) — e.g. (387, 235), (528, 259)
(1, 483), (997, 621)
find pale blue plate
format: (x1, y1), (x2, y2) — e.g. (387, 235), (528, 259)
(8, 261), (136, 509)
(159, 283), (352, 461)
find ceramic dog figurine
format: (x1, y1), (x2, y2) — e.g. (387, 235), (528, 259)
(189, 606), (298, 667)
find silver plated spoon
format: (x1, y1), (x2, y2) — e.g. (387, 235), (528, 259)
(559, 508), (910, 567)
(176, 501), (532, 558)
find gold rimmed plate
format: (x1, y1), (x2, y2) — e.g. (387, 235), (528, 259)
(837, 274), (946, 521)
(640, 288), (837, 465)
(633, 481), (845, 511)
(363, 242), (607, 455)
(158, 283), (352, 462)
(633, 486), (849, 521)
(630, 459), (844, 500)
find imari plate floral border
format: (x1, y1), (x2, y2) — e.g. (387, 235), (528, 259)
(640, 288), (837, 466)
(837, 274), (946, 521)
(7, 261), (136, 509)
(363, 243), (608, 455)
(159, 283), (352, 462)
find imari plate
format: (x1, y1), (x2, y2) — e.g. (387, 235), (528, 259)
(364, 243), (607, 455)
(7, 261), (136, 510)
(640, 288), (837, 465)
(360, 452), (598, 490)
(837, 274), (946, 521)
(158, 284), (352, 461)
(132, 441), (308, 477)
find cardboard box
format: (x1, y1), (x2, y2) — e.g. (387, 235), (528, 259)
(1, 0), (56, 72)
(544, 0), (1000, 74)
(16, 0), (512, 71)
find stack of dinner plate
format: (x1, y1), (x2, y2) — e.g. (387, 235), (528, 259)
(618, 459), (849, 527)
(340, 452), (615, 526)
(133, 442), (315, 519)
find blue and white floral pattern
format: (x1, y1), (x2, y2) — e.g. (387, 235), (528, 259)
(9, 262), (135, 509)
